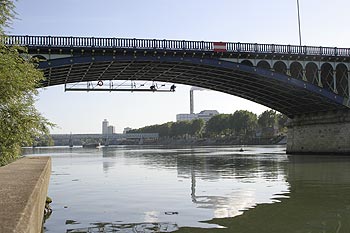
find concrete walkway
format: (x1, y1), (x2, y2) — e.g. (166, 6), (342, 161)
(0, 156), (51, 233)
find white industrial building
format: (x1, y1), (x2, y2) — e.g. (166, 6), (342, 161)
(197, 110), (220, 121)
(176, 113), (197, 122)
(176, 110), (219, 122)
(176, 86), (219, 122)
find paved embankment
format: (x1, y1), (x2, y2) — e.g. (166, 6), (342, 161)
(0, 157), (51, 233)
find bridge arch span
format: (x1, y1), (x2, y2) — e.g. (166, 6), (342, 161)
(336, 63), (348, 97)
(32, 54), (47, 61)
(38, 53), (347, 118)
(257, 60), (271, 69)
(290, 61), (303, 80)
(240, 60), (254, 67)
(321, 63), (335, 92)
(273, 61), (288, 75)
(305, 62), (319, 85)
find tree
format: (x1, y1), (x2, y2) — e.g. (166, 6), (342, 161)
(170, 121), (191, 138)
(0, 1), (16, 35)
(0, 1), (53, 166)
(206, 114), (231, 137)
(277, 113), (289, 132)
(258, 110), (277, 129)
(190, 119), (205, 137)
(229, 110), (257, 136)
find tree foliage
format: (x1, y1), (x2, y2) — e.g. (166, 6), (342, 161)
(258, 110), (278, 128)
(0, 0), (16, 35)
(206, 114), (230, 136)
(229, 110), (257, 135)
(131, 110), (288, 141)
(0, 0), (53, 166)
(130, 118), (205, 139)
(277, 113), (289, 131)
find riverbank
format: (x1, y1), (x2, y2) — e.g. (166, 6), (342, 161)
(115, 135), (287, 146)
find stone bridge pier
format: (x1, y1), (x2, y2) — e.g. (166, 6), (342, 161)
(287, 110), (350, 154)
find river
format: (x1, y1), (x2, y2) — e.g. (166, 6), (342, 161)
(23, 145), (350, 233)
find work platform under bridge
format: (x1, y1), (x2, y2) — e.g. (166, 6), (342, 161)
(5, 35), (350, 154)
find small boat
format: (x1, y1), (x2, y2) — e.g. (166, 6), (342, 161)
(82, 143), (101, 149)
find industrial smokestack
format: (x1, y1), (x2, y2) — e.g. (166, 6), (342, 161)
(190, 86), (207, 114)
(190, 90), (194, 114)
(190, 86), (206, 91)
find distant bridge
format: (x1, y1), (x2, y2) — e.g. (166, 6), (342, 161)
(5, 35), (350, 154)
(51, 133), (159, 146)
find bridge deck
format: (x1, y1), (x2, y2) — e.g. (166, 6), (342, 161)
(5, 35), (350, 59)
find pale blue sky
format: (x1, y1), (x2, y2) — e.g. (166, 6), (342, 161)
(10, 0), (350, 133)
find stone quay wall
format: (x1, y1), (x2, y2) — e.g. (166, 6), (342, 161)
(0, 157), (51, 233)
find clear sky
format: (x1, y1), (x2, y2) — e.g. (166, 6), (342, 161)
(9, 0), (350, 134)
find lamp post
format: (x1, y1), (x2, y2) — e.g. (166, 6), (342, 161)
(297, 0), (302, 46)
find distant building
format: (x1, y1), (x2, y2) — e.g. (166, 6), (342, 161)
(102, 119), (109, 135)
(176, 113), (197, 122)
(107, 125), (115, 135)
(176, 110), (219, 122)
(123, 127), (132, 134)
(197, 110), (219, 121)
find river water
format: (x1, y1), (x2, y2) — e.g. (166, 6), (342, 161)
(23, 145), (350, 233)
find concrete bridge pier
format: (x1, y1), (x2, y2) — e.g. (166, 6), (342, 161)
(287, 110), (350, 154)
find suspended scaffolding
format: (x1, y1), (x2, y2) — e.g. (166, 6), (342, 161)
(64, 80), (176, 92)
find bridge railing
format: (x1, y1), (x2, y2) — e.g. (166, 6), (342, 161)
(4, 35), (350, 57)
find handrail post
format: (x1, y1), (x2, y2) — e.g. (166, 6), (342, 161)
(163, 39), (166, 50)
(133, 38), (136, 49)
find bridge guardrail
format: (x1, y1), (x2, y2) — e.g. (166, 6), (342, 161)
(4, 35), (350, 57)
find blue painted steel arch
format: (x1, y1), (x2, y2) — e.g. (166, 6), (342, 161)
(38, 54), (348, 117)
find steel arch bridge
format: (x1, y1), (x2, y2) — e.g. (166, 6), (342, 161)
(5, 35), (350, 118)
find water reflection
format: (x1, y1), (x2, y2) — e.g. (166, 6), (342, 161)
(24, 146), (350, 232)
(66, 222), (179, 233)
(179, 155), (350, 233)
(99, 146), (289, 220)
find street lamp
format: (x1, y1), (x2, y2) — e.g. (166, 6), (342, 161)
(297, 0), (302, 46)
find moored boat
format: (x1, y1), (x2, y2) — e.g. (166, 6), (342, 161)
(82, 143), (101, 149)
